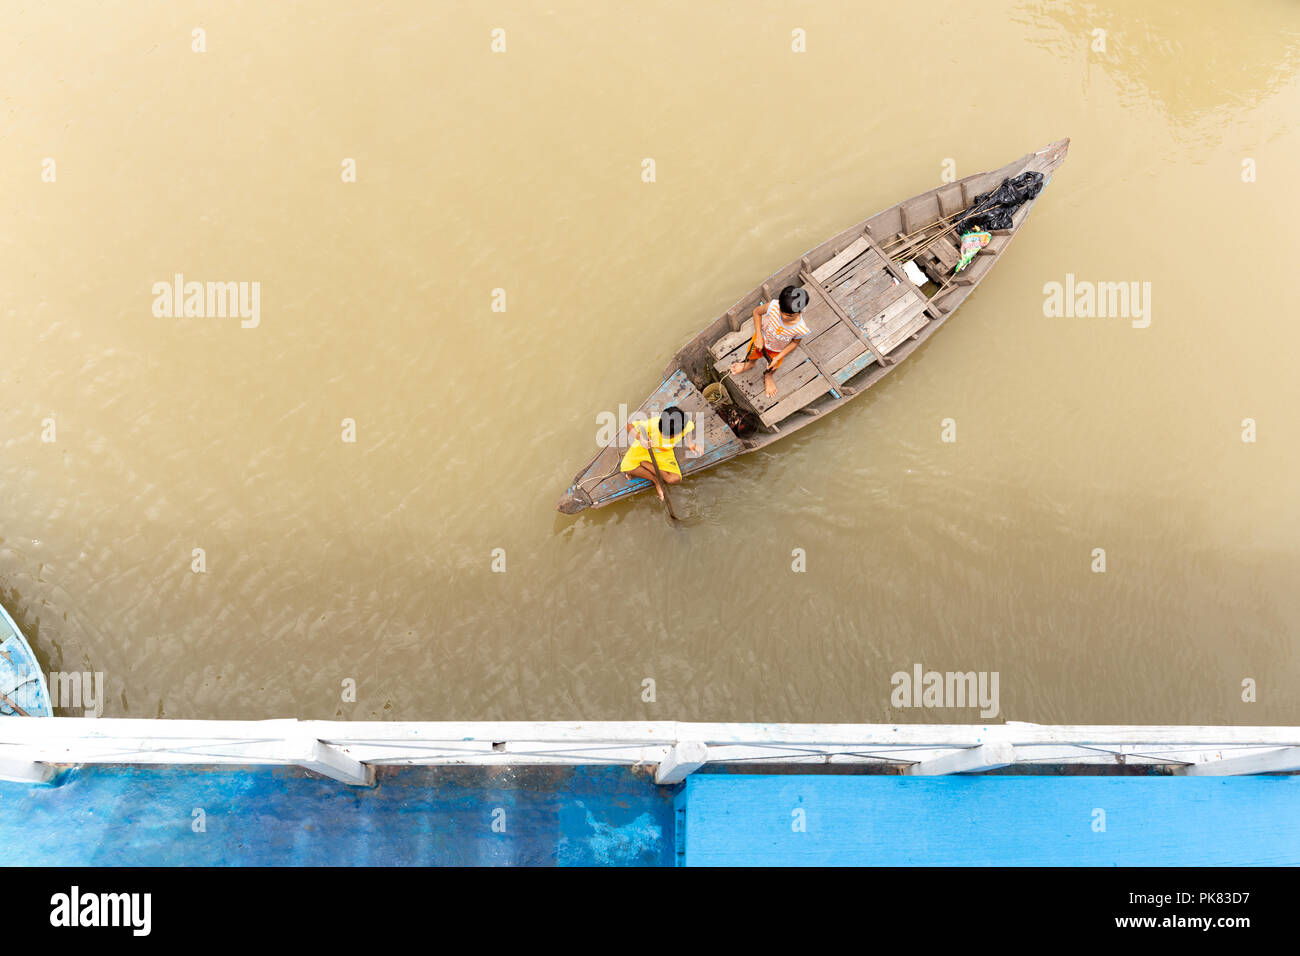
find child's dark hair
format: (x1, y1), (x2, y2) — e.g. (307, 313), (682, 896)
(659, 405), (688, 438)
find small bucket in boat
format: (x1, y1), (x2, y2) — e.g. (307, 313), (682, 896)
(703, 382), (732, 406)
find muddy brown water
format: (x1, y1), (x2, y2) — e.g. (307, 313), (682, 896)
(2, 1), (1298, 723)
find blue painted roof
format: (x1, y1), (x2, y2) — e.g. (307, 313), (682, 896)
(0, 764), (675, 866)
(676, 774), (1300, 866)
(6, 762), (1299, 866)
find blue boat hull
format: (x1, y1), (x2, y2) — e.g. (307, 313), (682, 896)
(0, 602), (52, 717)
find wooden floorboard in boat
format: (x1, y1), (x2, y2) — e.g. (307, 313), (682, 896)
(727, 348), (825, 414)
(760, 376), (834, 427)
(798, 298), (838, 337)
(709, 326), (753, 361)
(803, 321), (860, 365)
(843, 275), (908, 321)
(864, 299), (928, 354)
(823, 339), (870, 377)
(834, 258), (890, 298)
(823, 248), (883, 290)
(811, 236), (871, 282)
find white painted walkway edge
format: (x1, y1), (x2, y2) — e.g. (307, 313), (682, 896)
(1, 718), (1298, 785)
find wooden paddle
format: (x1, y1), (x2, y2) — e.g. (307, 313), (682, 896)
(636, 422), (679, 521)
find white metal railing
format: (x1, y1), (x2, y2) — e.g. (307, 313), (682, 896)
(1, 718), (1299, 785)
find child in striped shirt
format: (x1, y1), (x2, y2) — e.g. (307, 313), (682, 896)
(729, 285), (811, 397)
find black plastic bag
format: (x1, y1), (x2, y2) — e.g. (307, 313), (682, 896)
(953, 170), (1044, 233)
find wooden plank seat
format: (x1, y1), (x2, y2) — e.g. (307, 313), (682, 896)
(935, 235), (967, 269)
(860, 229), (936, 307)
(808, 229), (938, 372)
(735, 349), (819, 408)
(760, 375), (836, 427)
(929, 235), (959, 270)
(795, 296), (840, 337)
(709, 326), (753, 363)
(820, 248), (884, 291)
(801, 262), (894, 374)
(830, 254), (889, 298)
(803, 320), (862, 367)
(900, 195), (942, 235)
(859, 295), (928, 352)
(811, 236), (871, 282)
(937, 183), (964, 218)
(709, 312), (853, 428)
(713, 343), (833, 425)
(841, 272), (908, 320)
(803, 320), (870, 384)
(818, 231), (929, 323)
(914, 234), (959, 284)
(827, 297), (930, 387)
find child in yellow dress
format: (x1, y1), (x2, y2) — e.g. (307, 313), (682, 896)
(620, 406), (700, 501)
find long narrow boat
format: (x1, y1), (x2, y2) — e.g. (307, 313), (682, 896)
(0, 601), (52, 717)
(557, 139), (1069, 514)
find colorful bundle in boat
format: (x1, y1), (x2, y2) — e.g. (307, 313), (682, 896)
(954, 229), (992, 273)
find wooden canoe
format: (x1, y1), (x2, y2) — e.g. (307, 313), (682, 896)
(557, 138), (1070, 514)
(0, 601), (52, 717)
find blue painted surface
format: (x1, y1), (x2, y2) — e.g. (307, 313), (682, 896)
(832, 349), (877, 385)
(676, 775), (1300, 866)
(0, 603), (52, 717)
(11, 763), (1296, 866)
(0, 764), (674, 866)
